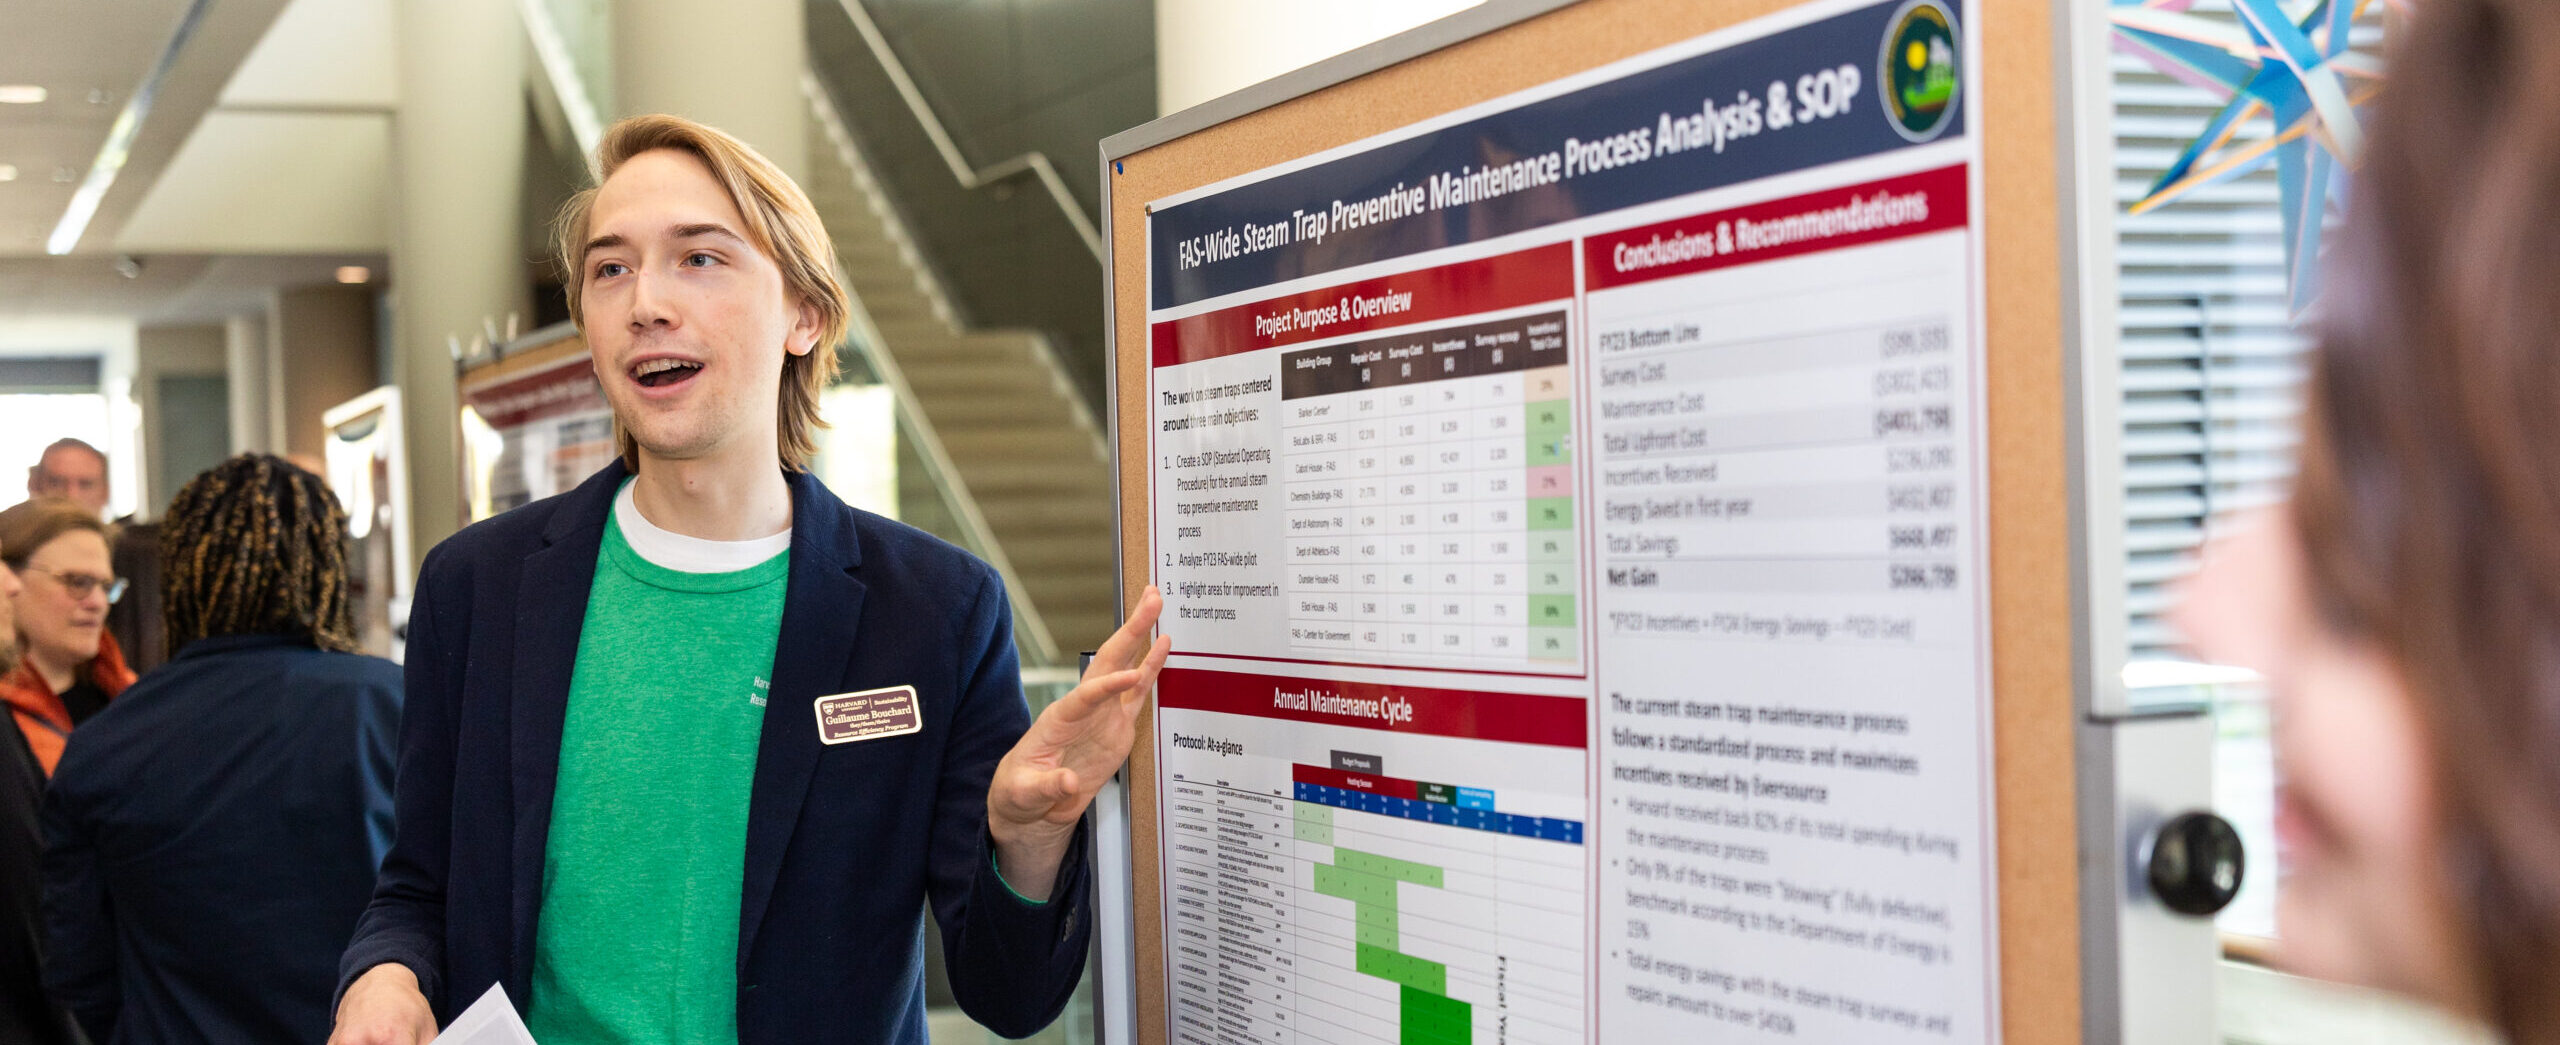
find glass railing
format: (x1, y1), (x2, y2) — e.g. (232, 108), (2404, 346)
(817, 331), (1078, 685)
(819, 348), (1095, 1045)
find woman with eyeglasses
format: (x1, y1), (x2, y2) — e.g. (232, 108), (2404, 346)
(0, 498), (134, 777)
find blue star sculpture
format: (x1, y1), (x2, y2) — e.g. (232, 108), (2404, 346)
(2110, 0), (2388, 313)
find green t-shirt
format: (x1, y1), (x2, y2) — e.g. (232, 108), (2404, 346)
(525, 504), (787, 1045)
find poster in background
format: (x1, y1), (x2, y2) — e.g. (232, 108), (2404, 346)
(323, 387), (413, 662)
(458, 351), (615, 523)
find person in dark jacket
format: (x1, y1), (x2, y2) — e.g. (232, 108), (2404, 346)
(330, 114), (1166, 1045)
(0, 532), (75, 1045)
(41, 453), (400, 1044)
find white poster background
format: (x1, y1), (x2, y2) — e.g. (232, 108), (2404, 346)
(1143, 1), (1994, 1040)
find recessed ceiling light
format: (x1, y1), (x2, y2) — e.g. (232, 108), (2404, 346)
(0, 165), (16, 182)
(0, 86), (45, 105)
(336, 265), (371, 284)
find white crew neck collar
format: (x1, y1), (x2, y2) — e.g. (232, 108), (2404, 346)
(614, 481), (792, 574)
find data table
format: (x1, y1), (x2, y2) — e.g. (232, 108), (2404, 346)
(1166, 764), (1586, 1045)
(1276, 310), (1581, 668)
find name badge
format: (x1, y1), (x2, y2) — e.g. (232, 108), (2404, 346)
(813, 685), (924, 745)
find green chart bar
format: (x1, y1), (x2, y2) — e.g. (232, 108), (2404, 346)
(1402, 985), (1472, 1045)
(1314, 846), (1471, 1044)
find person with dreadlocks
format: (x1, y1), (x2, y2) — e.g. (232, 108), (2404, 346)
(40, 453), (401, 1044)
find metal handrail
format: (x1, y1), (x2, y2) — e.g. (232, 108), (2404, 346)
(827, 0), (1104, 260)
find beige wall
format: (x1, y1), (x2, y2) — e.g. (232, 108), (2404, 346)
(1154, 0), (1483, 114)
(613, 0), (808, 181)
(269, 284), (381, 462)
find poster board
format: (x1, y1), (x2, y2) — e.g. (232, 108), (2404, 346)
(1102, 0), (2076, 1042)
(323, 387), (414, 662)
(455, 327), (616, 523)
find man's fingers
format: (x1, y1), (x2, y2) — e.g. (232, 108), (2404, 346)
(1067, 667), (1149, 709)
(1038, 668), (1142, 737)
(1120, 635), (1172, 709)
(1019, 766), (1077, 808)
(1087, 586), (1165, 680)
(1000, 765), (1073, 811)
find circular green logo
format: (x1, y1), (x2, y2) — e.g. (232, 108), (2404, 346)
(1880, 0), (1961, 142)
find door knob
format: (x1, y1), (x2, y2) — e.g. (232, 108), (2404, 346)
(2145, 810), (2245, 916)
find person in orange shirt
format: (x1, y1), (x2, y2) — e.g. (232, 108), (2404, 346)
(0, 498), (134, 775)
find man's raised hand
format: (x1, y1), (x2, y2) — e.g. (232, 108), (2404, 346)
(986, 585), (1170, 899)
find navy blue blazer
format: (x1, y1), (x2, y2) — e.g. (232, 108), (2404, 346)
(339, 463), (1092, 1043)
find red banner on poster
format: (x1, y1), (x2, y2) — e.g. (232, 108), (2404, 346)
(1150, 243), (1574, 368)
(1157, 666), (1585, 748)
(1584, 164), (1969, 291)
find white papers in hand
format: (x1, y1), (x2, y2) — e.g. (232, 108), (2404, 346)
(429, 983), (540, 1045)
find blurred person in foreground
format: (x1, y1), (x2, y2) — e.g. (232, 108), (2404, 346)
(41, 453), (400, 1043)
(2174, 2), (2560, 1041)
(0, 498), (133, 776)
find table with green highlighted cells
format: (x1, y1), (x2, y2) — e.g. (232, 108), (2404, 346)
(1276, 310), (1582, 670)
(1162, 760), (1586, 1045)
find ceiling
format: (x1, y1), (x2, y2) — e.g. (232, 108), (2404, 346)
(0, 0), (394, 322)
(0, 252), (380, 324)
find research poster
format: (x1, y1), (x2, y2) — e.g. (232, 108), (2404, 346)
(457, 351), (616, 521)
(1144, 0), (1993, 1042)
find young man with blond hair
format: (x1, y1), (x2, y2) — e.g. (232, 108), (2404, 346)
(331, 114), (1166, 1045)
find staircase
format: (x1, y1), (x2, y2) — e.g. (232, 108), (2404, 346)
(800, 85), (1121, 657)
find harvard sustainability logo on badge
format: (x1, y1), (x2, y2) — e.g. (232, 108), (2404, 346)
(1881, 0), (1961, 143)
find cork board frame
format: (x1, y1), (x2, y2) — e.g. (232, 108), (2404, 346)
(1099, 0), (2079, 1040)
(455, 323), (587, 389)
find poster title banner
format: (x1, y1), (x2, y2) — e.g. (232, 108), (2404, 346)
(1146, 0), (1966, 311)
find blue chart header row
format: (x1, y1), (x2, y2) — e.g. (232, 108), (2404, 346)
(1146, 0), (1968, 311)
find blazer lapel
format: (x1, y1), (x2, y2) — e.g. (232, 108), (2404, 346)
(506, 462), (621, 996)
(737, 470), (865, 968)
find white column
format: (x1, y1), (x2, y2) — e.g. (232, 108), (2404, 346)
(611, 1), (808, 181)
(1155, 0), (1484, 115)
(224, 313), (272, 454)
(392, 0), (528, 571)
